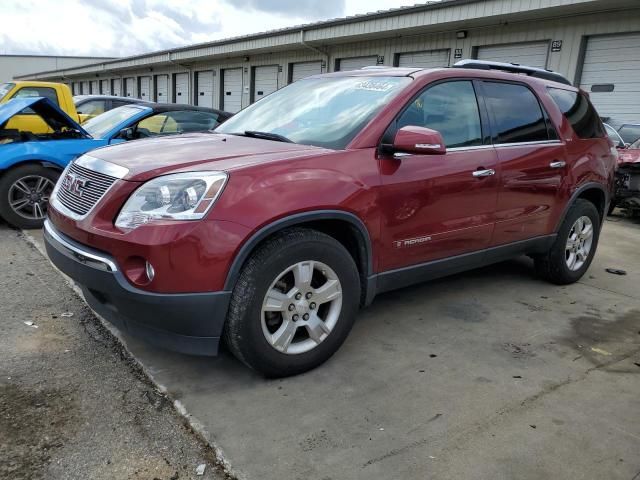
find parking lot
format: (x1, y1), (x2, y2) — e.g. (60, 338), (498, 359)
(15, 214), (639, 480)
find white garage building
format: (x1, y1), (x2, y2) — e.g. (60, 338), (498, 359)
(17, 0), (640, 122)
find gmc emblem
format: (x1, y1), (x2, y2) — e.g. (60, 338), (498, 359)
(61, 173), (89, 197)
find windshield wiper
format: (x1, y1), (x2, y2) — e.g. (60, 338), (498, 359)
(241, 130), (293, 143)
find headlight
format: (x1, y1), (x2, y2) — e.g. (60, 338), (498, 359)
(115, 171), (227, 230)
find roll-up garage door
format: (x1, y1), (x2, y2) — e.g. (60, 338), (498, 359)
(291, 61), (322, 82)
(90, 80), (98, 94)
(124, 78), (135, 98)
(100, 79), (110, 95)
(222, 68), (243, 113)
(253, 65), (279, 102)
(475, 41), (549, 69)
(579, 32), (640, 123)
(72, 83), (79, 95)
(196, 71), (214, 108)
(155, 75), (168, 103)
(81, 81), (90, 95)
(139, 76), (151, 101)
(112, 79), (121, 96)
(397, 49), (450, 68)
(174, 73), (189, 104)
(337, 56), (378, 71)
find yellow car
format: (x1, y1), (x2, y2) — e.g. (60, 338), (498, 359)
(0, 81), (79, 134)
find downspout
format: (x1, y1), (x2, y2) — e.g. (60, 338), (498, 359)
(299, 29), (329, 73)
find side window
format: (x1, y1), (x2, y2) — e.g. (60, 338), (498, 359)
(76, 100), (106, 116)
(135, 111), (220, 138)
(547, 88), (605, 139)
(12, 87), (59, 115)
(482, 82), (550, 144)
(396, 81), (482, 148)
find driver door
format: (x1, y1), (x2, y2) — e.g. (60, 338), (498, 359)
(378, 80), (499, 272)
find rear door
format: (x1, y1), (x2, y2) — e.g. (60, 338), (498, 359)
(479, 81), (566, 245)
(174, 73), (189, 104)
(378, 80), (499, 271)
(252, 65), (279, 102)
(155, 75), (168, 103)
(139, 76), (151, 101)
(222, 68), (243, 113)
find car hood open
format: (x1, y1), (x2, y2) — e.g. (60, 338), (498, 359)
(88, 132), (332, 181)
(0, 97), (89, 137)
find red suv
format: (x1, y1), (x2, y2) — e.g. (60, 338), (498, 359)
(44, 61), (616, 377)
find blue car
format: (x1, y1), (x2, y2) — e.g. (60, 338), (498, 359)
(0, 97), (231, 228)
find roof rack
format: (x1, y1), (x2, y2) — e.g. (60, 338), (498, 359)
(453, 59), (572, 86)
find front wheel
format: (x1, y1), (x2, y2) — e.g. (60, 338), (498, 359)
(534, 199), (600, 285)
(0, 164), (59, 229)
(224, 228), (360, 377)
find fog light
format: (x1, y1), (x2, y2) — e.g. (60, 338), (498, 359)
(145, 261), (155, 282)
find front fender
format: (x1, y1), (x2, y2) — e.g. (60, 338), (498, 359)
(0, 139), (104, 171)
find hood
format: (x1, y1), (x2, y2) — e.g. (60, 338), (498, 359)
(0, 97), (89, 136)
(89, 133), (332, 181)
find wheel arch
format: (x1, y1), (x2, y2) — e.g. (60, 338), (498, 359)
(223, 210), (374, 305)
(0, 159), (65, 176)
(555, 182), (608, 232)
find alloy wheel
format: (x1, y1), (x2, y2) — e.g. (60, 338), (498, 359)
(8, 175), (55, 221)
(261, 260), (343, 355)
(565, 215), (594, 271)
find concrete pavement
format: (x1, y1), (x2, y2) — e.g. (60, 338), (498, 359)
(28, 216), (640, 480)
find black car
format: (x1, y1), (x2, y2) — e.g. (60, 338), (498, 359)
(73, 95), (151, 122)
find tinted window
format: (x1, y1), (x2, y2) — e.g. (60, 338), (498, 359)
(618, 125), (640, 144)
(136, 110), (220, 137)
(483, 82), (549, 144)
(396, 81), (482, 148)
(76, 99), (107, 116)
(547, 88), (605, 139)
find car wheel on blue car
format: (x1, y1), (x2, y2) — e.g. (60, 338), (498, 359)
(0, 164), (59, 229)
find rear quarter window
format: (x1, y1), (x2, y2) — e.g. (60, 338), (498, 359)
(547, 88), (605, 139)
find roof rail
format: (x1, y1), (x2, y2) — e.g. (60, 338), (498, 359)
(453, 59), (572, 86)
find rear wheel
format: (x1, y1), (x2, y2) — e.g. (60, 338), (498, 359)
(534, 199), (600, 284)
(224, 228), (360, 377)
(0, 164), (59, 229)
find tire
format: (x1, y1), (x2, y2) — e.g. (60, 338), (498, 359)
(0, 164), (60, 229)
(223, 228), (361, 377)
(534, 199), (601, 285)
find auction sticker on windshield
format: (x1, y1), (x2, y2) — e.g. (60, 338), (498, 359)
(354, 81), (395, 92)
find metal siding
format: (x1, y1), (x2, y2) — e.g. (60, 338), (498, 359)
(196, 71), (214, 108)
(338, 56), (379, 71)
(139, 76), (151, 100)
(253, 65), (279, 101)
(174, 72), (189, 104)
(155, 75), (169, 103)
(397, 49), (450, 68)
(291, 61), (323, 82)
(476, 41), (550, 68)
(579, 32), (640, 123)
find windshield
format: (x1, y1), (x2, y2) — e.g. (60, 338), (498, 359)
(216, 76), (412, 149)
(83, 105), (145, 138)
(0, 83), (15, 101)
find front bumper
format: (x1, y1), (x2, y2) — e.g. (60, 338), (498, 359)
(43, 219), (231, 356)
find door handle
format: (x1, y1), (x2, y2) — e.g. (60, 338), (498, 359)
(550, 160), (566, 169)
(472, 168), (496, 178)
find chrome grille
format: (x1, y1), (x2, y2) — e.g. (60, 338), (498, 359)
(55, 161), (118, 216)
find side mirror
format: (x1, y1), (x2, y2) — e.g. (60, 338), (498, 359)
(393, 126), (446, 155)
(118, 127), (135, 140)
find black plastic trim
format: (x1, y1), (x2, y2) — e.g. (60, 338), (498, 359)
(44, 223), (230, 356)
(372, 235), (556, 295)
(223, 210), (374, 290)
(555, 182), (609, 232)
